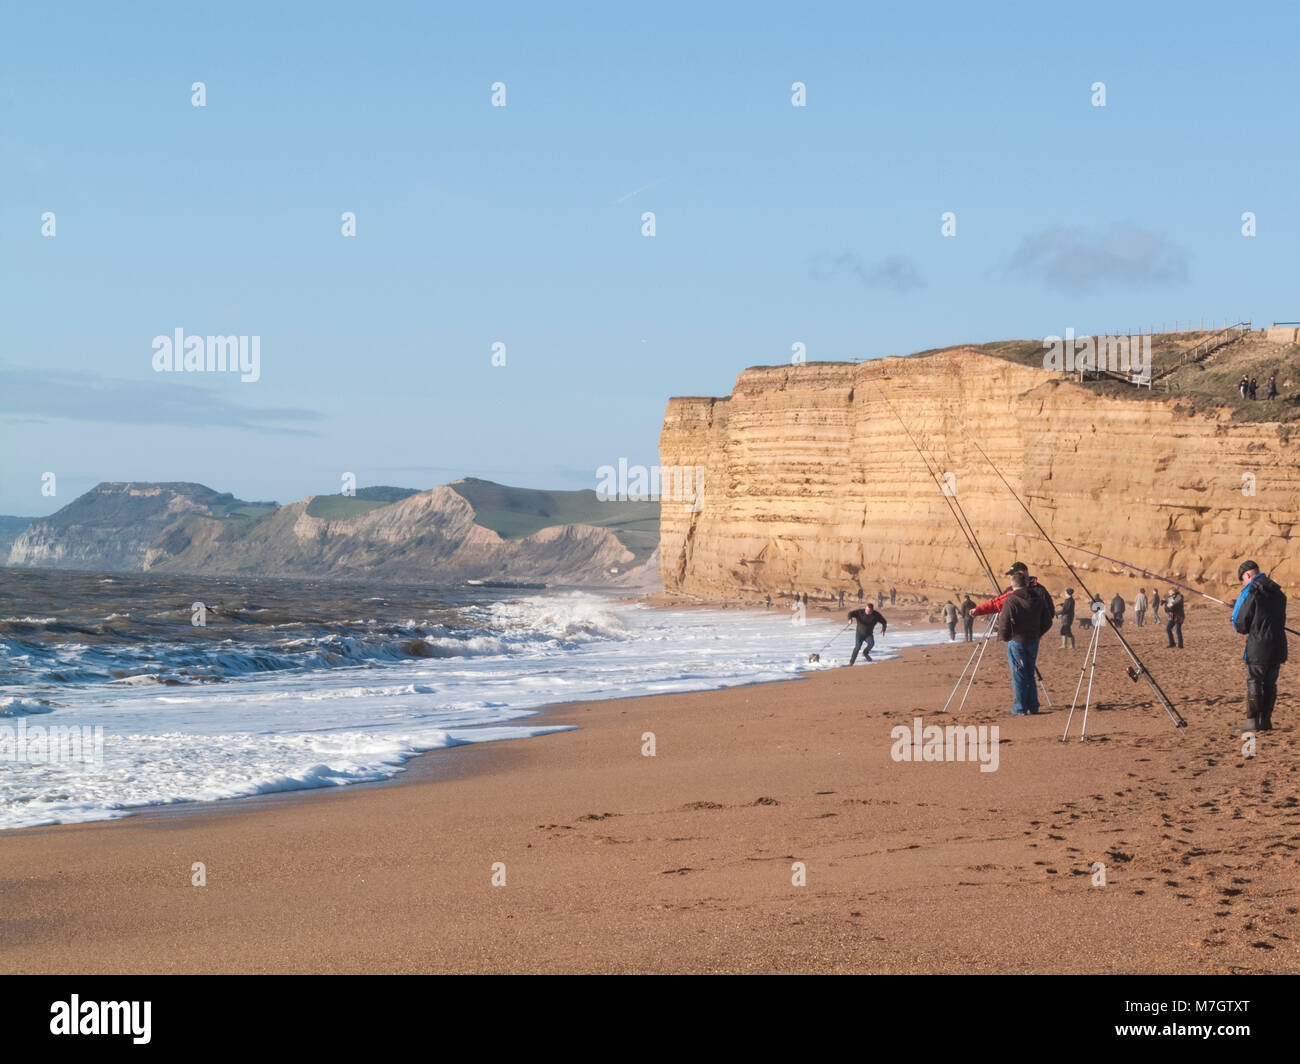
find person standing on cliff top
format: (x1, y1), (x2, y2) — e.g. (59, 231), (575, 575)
(942, 600), (958, 641)
(997, 570), (1055, 716)
(1058, 588), (1076, 648)
(1231, 560), (1287, 733)
(960, 595), (976, 641)
(847, 603), (887, 664)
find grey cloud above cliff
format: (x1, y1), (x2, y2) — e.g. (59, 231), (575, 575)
(1003, 224), (1189, 292)
(808, 251), (926, 293)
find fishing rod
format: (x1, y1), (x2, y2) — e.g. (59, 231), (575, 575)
(863, 378), (1001, 594)
(865, 378), (1052, 706)
(1005, 532), (1300, 637)
(955, 419), (1187, 734)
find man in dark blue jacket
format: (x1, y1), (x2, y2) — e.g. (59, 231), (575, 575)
(1231, 560), (1288, 732)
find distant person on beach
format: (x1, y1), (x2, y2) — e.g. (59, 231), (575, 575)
(765, 595), (772, 608)
(1058, 588), (1076, 648)
(1165, 589), (1185, 648)
(1152, 589), (1162, 621)
(1109, 592), (1126, 629)
(1134, 588), (1148, 627)
(996, 569), (1055, 716)
(857, 587), (864, 602)
(847, 603), (887, 664)
(1267, 374), (1278, 399)
(1231, 559), (1288, 732)
(961, 595), (976, 641)
(839, 590), (845, 607)
(890, 587), (896, 605)
(1250, 377), (1259, 400)
(877, 590), (884, 607)
(942, 600), (958, 640)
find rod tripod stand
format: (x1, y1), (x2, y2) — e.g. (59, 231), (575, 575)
(939, 616), (1053, 715)
(1062, 617), (1106, 741)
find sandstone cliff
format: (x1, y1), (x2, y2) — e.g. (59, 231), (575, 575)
(659, 349), (1300, 602)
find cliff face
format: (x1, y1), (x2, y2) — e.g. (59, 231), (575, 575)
(659, 351), (1300, 601)
(9, 482), (658, 587)
(8, 483), (241, 571)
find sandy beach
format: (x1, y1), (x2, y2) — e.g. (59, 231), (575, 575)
(2, 602), (1296, 975)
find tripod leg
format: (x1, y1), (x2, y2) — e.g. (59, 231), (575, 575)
(1062, 624), (1096, 741)
(940, 622), (986, 714)
(1080, 627), (1100, 741)
(954, 617), (998, 715)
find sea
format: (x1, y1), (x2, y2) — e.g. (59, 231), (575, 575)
(0, 569), (952, 829)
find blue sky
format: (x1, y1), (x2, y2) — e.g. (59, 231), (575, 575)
(2, 1), (1296, 515)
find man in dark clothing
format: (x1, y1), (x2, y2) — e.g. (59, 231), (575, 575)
(960, 595), (976, 641)
(847, 604), (887, 664)
(997, 569), (1055, 715)
(1109, 592), (1125, 629)
(857, 587), (864, 602)
(877, 590), (884, 607)
(1267, 374), (1278, 400)
(839, 590), (845, 608)
(1152, 589), (1161, 621)
(889, 587), (896, 605)
(1231, 560), (1287, 732)
(1249, 377), (1259, 400)
(1239, 375), (1249, 399)
(1165, 589), (1185, 648)
(1058, 587), (1076, 649)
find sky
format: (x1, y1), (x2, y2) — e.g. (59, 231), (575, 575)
(2, 1), (1296, 516)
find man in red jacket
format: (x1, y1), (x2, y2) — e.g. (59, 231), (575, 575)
(967, 562), (1043, 619)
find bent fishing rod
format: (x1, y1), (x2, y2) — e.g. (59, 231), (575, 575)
(865, 378), (1050, 708)
(954, 418), (1186, 734)
(1004, 532), (1300, 638)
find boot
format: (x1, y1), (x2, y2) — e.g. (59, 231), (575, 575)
(1233, 694), (1260, 734)
(1258, 689), (1275, 731)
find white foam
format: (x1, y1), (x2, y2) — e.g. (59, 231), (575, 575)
(0, 592), (951, 829)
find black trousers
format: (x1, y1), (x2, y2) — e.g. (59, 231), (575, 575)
(1247, 662), (1281, 715)
(850, 633), (875, 664)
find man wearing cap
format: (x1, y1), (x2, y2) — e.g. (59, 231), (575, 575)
(966, 562), (1042, 619)
(1231, 560), (1288, 732)
(996, 567), (1055, 715)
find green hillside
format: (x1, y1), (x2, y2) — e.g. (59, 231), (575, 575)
(449, 478), (659, 563)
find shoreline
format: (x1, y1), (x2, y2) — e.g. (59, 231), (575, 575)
(4, 602), (1295, 973)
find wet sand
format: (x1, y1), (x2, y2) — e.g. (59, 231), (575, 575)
(2, 605), (1297, 974)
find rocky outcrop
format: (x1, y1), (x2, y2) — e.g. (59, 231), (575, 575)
(9, 482), (658, 587)
(659, 350), (1300, 601)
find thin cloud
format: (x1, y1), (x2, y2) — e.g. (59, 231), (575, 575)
(808, 251), (926, 292)
(0, 366), (323, 435)
(1004, 224), (1189, 292)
